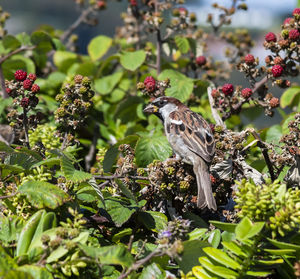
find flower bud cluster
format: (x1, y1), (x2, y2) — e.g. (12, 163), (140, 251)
(20, 166), (52, 184)
(235, 179), (300, 238)
(90, 147), (107, 175)
(0, 6), (10, 37)
(55, 75), (94, 131)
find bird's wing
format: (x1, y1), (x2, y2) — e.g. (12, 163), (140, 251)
(167, 109), (215, 163)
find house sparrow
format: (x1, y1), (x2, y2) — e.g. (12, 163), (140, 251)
(144, 96), (217, 211)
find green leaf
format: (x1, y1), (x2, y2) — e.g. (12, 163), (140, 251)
(112, 228), (133, 243)
(175, 36), (190, 54)
(188, 228), (208, 240)
(198, 257), (238, 279)
(264, 249), (295, 256)
(222, 242), (247, 258)
(19, 181), (69, 209)
(246, 222), (265, 239)
(4, 152), (39, 170)
(138, 211), (168, 232)
(135, 135), (172, 167)
(10, 55), (36, 74)
(0, 246), (18, 274)
(120, 50), (146, 71)
(210, 221), (237, 233)
(176, 240), (210, 274)
(267, 238), (300, 250)
(0, 141), (14, 153)
(158, 69), (194, 102)
(235, 217), (252, 242)
(208, 229), (221, 248)
(280, 86), (300, 108)
(203, 247), (241, 270)
(265, 125), (282, 144)
(103, 145), (119, 172)
(94, 72), (123, 95)
(17, 266), (53, 279)
(115, 96), (144, 123)
(246, 271), (271, 277)
(79, 244), (134, 268)
(53, 51), (78, 72)
(3, 35), (21, 51)
(0, 215), (25, 245)
(105, 198), (138, 227)
(257, 259), (284, 265)
(139, 263), (165, 279)
(87, 35), (112, 61)
(30, 31), (53, 52)
(192, 266), (215, 279)
(61, 156), (92, 183)
(2, 270), (34, 279)
(76, 185), (98, 203)
(46, 246), (68, 263)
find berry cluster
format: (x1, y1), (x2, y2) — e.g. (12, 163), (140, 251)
(55, 75), (94, 132)
(6, 70), (42, 137)
(137, 76), (170, 98)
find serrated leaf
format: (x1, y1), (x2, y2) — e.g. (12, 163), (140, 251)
(198, 257), (238, 279)
(203, 247), (241, 270)
(31, 31), (53, 52)
(4, 152), (38, 170)
(0, 215), (25, 245)
(158, 69), (194, 102)
(175, 36), (190, 54)
(61, 156), (92, 183)
(30, 158), (61, 169)
(87, 35), (112, 61)
(139, 263), (165, 279)
(105, 198), (138, 227)
(94, 72), (123, 95)
(19, 181), (68, 209)
(135, 135), (172, 167)
(120, 50), (146, 71)
(138, 211), (168, 232)
(79, 244), (134, 268)
(280, 86), (300, 108)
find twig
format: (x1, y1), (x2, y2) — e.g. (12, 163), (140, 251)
(207, 85), (225, 127)
(94, 174), (148, 181)
(23, 108), (30, 149)
(118, 249), (163, 279)
(0, 67), (8, 99)
(61, 132), (69, 150)
(250, 129), (275, 181)
(60, 6), (94, 42)
(127, 235), (134, 252)
(155, 1), (162, 75)
(85, 123), (99, 171)
(0, 192), (17, 200)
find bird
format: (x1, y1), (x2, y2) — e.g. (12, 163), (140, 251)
(143, 96), (217, 211)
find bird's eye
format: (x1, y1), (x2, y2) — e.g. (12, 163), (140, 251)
(158, 100), (165, 106)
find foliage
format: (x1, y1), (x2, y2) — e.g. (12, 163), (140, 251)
(0, 0), (299, 278)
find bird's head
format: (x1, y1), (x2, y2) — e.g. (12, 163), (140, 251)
(143, 96), (183, 121)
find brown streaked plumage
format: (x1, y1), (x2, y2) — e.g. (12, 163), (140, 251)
(144, 96), (217, 210)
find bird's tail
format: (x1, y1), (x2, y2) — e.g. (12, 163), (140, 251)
(193, 159), (217, 211)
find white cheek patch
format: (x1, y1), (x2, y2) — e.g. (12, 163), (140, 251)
(159, 103), (178, 120)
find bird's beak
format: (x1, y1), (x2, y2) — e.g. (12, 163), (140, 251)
(143, 104), (158, 114)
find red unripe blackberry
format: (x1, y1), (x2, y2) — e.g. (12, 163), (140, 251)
(210, 174), (217, 184)
(130, 0), (137, 6)
(273, 56), (283, 65)
(272, 65), (284, 77)
(241, 88), (253, 99)
(222, 83), (234, 96)
(265, 32), (277, 43)
(144, 76), (156, 92)
(5, 88), (11, 94)
(196, 56), (207, 66)
(283, 17), (292, 25)
(28, 73), (37, 81)
(14, 70), (27, 81)
(31, 84), (40, 93)
(289, 29), (300, 40)
(23, 79), (32, 90)
(293, 8), (300, 16)
(244, 54), (255, 65)
(96, 1), (106, 9)
(178, 7), (188, 16)
(269, 97), (279, 108)
(211, 89), (220, 98)
(20, 97), (29, 108)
